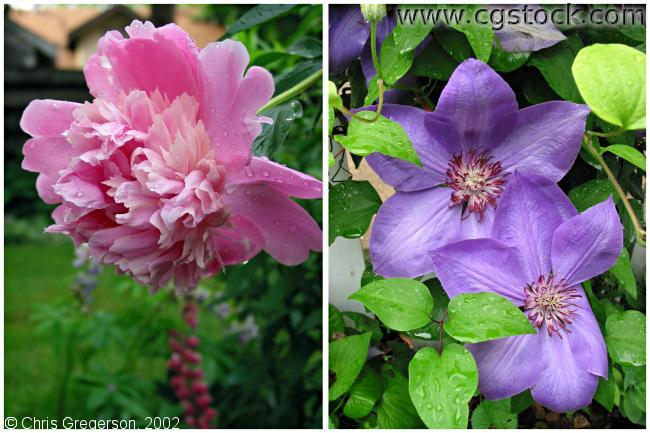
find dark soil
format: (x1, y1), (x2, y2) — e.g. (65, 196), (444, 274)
(517, 403), (643, 429)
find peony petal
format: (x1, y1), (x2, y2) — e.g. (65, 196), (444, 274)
(492, 102), (589, 182)
(369, 187), (461, 278)
(227, 157), (322, 199)
(199, 41), (274, 170)
(365, 153), (441, 192)
(492, 173), (577, 283)
(36, 173), (62, 204)
(223, 184), (321, 265)
(22, 136), (79, 177)
(468, 333), (541, 400)
(20, 100), (80, 137)
(431, 238), (528, 304)
(532, 330), (601, 413)
(85, 21), (201, 103)
(357, 104), (451, 177)
(551, 197), (623, 287)
(212, 215), (264, 265)
(432, 59), (518, 153)
(329, 5), (370, 73)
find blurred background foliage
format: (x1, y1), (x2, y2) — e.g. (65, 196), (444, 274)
(5, 4), (322, 428)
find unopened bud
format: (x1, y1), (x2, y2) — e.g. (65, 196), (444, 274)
(360, 4), (386, 22)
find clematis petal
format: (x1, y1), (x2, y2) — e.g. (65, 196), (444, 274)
(492, 101), (589, 182)
(20, 100), (81, 137)
(551, 197), (623, 287)
(358, 104), (451, 177)
(432, 59), (518, 152)
(492, 173), (577, 282)
(370, 187), (461, 278)
(329, 5), (370, 73)
(85, 21), (201, 103)
(567, 285), (608, 378)
(22, 137), (79, 178)
(431, 238), (528, 304)
(365, 153), (440, 192)
(223, 184), (321, 266)
(459, 205), (496, 239)
(199, 40), (274, 171)
(532, 330), (601, 413)
(467, 333), (541, 400)
(493, 5), (566, 52)
(226, 157), (322, 199)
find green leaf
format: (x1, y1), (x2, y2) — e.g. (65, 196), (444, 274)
(445, 292), (536, 343)
(343, 311), (383, 344)
(287, 36), (322, 59)
(329, 304), (345, 336)
(471, 398), (517, 429)
(328, 180), (381, 244)
(408, 345), (479, 428)
(328, 109), (335, 136)
(568, 179), (618, 212)
(410, 37), (458, 80)
(606, 310), (646, 367)
(608, 248), (637, 302)
(622, 365), (646, 390)
(379, 32), (415, 85)
(252, 100), (302, 157)
(529, 37), (584, 103)
(618, 24), (646, 43)
(601, 144), (646, 171)
(349, 278), (434, 332)
(329, 332), (372, 400)
(361, 264), (385, 287)
(223, 5), (296, 38)
(377, 367), (423, 429)
(622, 387), (645, 424)
(343, 367), (383, 419)
(449, 4), (494, 62)
(273, 59), (321, 95)
(392, 5), (435, 52)
(348, 60), (368, 109)
(328, 81), (343, 110)
(489, 43), (530, 73)
(337, 111), (420, 164)
(510, 390), (533, 414)
(595, 367), (622, 411)
(364, 76), (380, 106)
(434, 26), (473, 63)
(572, 44), (646, 130)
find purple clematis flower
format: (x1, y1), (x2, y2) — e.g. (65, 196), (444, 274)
(430, 173), (623, 413)
(493, 5), (567, 52)
(365, 59), (589, 277)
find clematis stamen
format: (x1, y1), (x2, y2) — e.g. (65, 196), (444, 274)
(523, 274), (582, 338)
(446, 150), (506, 220)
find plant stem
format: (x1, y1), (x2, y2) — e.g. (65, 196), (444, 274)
(437, 310), (448, 355)
(338, 79), (384, 123)
(257, 69), (322, 114)
(57, 326), (78, 420)
(583, 134), (646, 246)
(370, 20), (383, 81)
(588, 129), (626, 138)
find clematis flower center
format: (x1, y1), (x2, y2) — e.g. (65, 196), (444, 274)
(523, 274), (582, 338)
(446, 150), (506, 219)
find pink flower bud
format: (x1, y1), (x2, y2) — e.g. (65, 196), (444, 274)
(185, 416), (196, 427)
(168, 354), (183, 370)
(203, 408), (217, 420)
(182, 400), (195, 416)
(192, 381), (209, 394)
(195, 393), (213, 408)
(186, 336), (200, 348)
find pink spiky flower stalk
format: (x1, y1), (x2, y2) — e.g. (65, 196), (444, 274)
(20, 21), (322, 292)
(168, 301), (216, 429)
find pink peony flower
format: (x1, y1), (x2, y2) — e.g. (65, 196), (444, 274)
(20, 21), (322, 291)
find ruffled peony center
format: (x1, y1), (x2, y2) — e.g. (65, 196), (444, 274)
(524, 274), (582, 338)
(446, 150), (506, 220)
